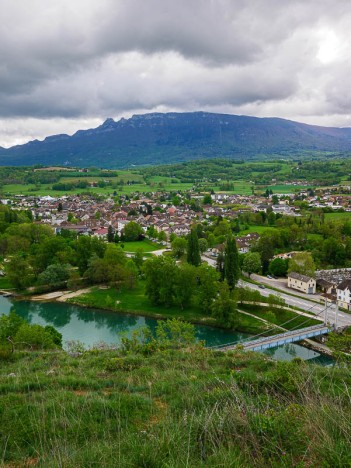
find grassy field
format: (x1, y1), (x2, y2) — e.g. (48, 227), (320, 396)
(121, 239), (162, 253)
(238, 225), (277, 235)
(325, 212), (351, 221)
(240, 304), (320, 330)
(67, 283), (314, 336)
(0, 343), (350, 466)
(264, 184), (307, 193)
(1, 174), (276, 197)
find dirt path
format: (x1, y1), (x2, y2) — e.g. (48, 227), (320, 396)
(30, 288), (92, 302)
(57, 288), (92, 302)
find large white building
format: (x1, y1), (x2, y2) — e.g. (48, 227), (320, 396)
(336, 279), (351, 311)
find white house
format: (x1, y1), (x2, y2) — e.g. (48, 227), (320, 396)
(336, 279), (351, 311)
(287, 272), (316, 294)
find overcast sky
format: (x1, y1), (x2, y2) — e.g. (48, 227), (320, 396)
(1, 0), (350, 147)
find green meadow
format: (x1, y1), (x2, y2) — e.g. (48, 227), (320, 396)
(0, 343), (350, 466)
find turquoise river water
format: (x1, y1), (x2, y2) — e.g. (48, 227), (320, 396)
(0, 295), (332, 364)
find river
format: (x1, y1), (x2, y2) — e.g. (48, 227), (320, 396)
(0, 296), (332, 364)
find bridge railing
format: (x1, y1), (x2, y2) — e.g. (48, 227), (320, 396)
(242, 324), (329, 349)
(212, 324), (329, 350)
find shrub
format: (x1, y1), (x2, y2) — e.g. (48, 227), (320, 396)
(14, 324), (58, 350)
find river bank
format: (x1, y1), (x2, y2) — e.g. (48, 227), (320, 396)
(24, 285), (279, 336)
(1, 292), (334, 363)
(4, 279), (335, 359)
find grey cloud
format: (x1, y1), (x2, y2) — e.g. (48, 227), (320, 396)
(0, 0), (351, 145)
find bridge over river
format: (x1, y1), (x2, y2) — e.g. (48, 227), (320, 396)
(214, 324), (331, 352)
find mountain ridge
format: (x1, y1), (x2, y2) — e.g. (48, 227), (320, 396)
(1, 111), (351, 168)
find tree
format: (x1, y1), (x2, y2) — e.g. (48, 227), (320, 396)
(74, 236), (106, 275)
(322, 238), (346, 267)
(155, 318), (196, 348)
(171, 236), (187, 258)
(211, 282), (238, 328)
(84, 244), (127, 287)
(31, 236), (71, 273)
(197, 264), (220, 313)
(232, 218), (241, 233)
(253, 233), (275, 274)
(224, 236), (240, 289)
(123, 221), (143, 241)
(0, 311), (25, 342)
(214, 219), (231, 237)
(207, 233), (216, 248)
(269, 257), (289, 277)
(267, 211), (276, 226)
(242, 252), (261, 277)
(158, 230), (167, 242)
(143, 256), (178, 307)
(0, 312), (62, 351)
(147, 226), (158, 238)
(271, 195), (279, 205)
(132, 248), (144, 273)
(198, 238), (208, 254)
(202, 194), (212, 205)
(107, 225), (114, 243)
(37, 263), (70, 286)
(187, 228), (201, 267)
(14, 323), (57, 350)
(5, 255), (35, 290)
(288, 252), (316, 277)
(174, 264), (196, 309)
(125, 259), (139, 289)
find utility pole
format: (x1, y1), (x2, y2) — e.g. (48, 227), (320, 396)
(335, 302), (339, 330)
(324, 297), (328, 325)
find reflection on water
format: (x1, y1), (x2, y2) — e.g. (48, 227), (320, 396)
(0, 295), (333, 364)
(261, 342), (333, 365)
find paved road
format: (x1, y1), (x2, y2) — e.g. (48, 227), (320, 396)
(250, 273), (323, 302)
(239, 279), (351, 328)
(200, 254), (351, 328)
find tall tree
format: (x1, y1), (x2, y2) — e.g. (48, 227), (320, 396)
(197, 264), (220, 313)
(187, 228), (201, 267)
(143, 256), (178, 307)
(288, 252), (316, 277)
(174, 264), (196, 309)
(242, 252), (261, 277)
(253, 233), (275, 274)
(211, 282), (238, 328)
(268, 257), (289, 277)
(224, 235), (240, 289)
(171, 236), (187, 259)
(123, 221), (143, 241)
(107, 225), (114, 243)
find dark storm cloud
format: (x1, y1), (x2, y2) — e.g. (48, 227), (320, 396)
(0, 0), (350, 145)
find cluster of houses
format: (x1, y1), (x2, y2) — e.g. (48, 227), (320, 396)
(5, 187), (351, 311)
(6, 191), (278, 242)
(286, 268), (351, 312)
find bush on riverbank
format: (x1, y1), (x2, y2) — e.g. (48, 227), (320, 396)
(0, 342), (350, 466)
(0, 311), (62, 354)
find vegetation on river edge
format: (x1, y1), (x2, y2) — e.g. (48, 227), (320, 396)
(66, 282), (320, 336)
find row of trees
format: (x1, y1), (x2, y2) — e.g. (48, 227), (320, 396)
(143, 256), (238, 327)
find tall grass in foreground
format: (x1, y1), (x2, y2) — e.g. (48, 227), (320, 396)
(0, 347), (350, 467)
